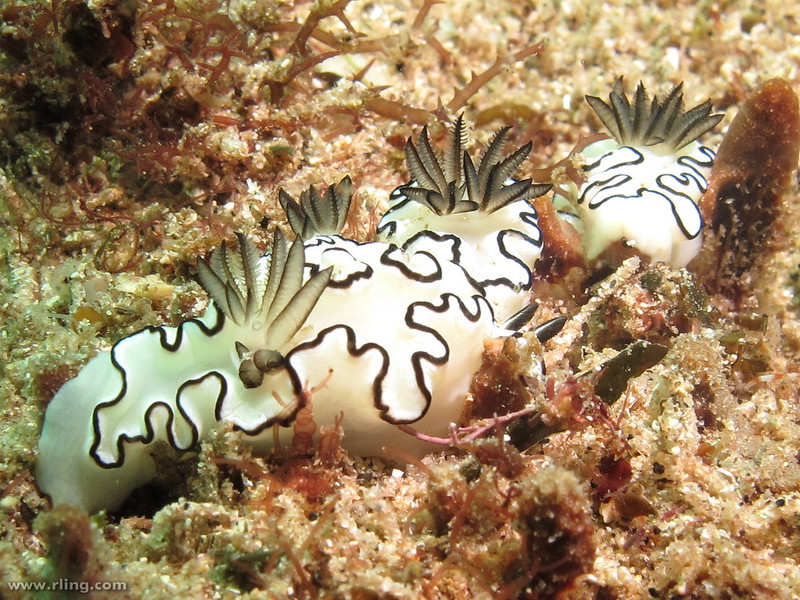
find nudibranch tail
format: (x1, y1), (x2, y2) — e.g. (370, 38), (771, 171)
(585, 77), (724, 151)
(36, 305), (232, 512)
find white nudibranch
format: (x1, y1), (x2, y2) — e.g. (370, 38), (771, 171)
(557, 79), (723, 267)
(36, 124), (561, 513)
(36, 229), (335, 513)
(377, 115), (552, 322)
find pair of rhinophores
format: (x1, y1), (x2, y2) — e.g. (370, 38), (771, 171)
(37, 80), (723, 512)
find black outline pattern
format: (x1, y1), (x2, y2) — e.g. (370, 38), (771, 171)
(578, 143), (714, 240)
(399, 292), (491, 423)
(380, 196), (544, 296)
(380, 245), (443, 283)
(285, 325), (390, 428)
(304, 236), (376, 288)
(90, 306), (226, 469)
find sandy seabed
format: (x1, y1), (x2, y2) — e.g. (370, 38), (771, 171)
(1, 0), (799, 598)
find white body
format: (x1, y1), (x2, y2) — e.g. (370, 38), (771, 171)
(561, 138), (714, 267)
(36, 234), (496, 512)
(378, 187), (543, 322)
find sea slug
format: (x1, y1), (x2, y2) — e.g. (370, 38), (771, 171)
(557, 78), (723, 267)
(36, 123), (556, 513)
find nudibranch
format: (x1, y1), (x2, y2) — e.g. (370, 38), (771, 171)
(37, 122), (562, 512)
(377, 115), (552, 322)
(557, 79), (723, 267)
(36, 228), (334, 512)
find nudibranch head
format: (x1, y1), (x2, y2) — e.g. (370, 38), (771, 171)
(36, 228), (333, 512)
(559, 78), (723, 267)
(378, 116), (552, 321)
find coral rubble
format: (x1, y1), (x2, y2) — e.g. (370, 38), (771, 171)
(1, 1), (800, 599)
